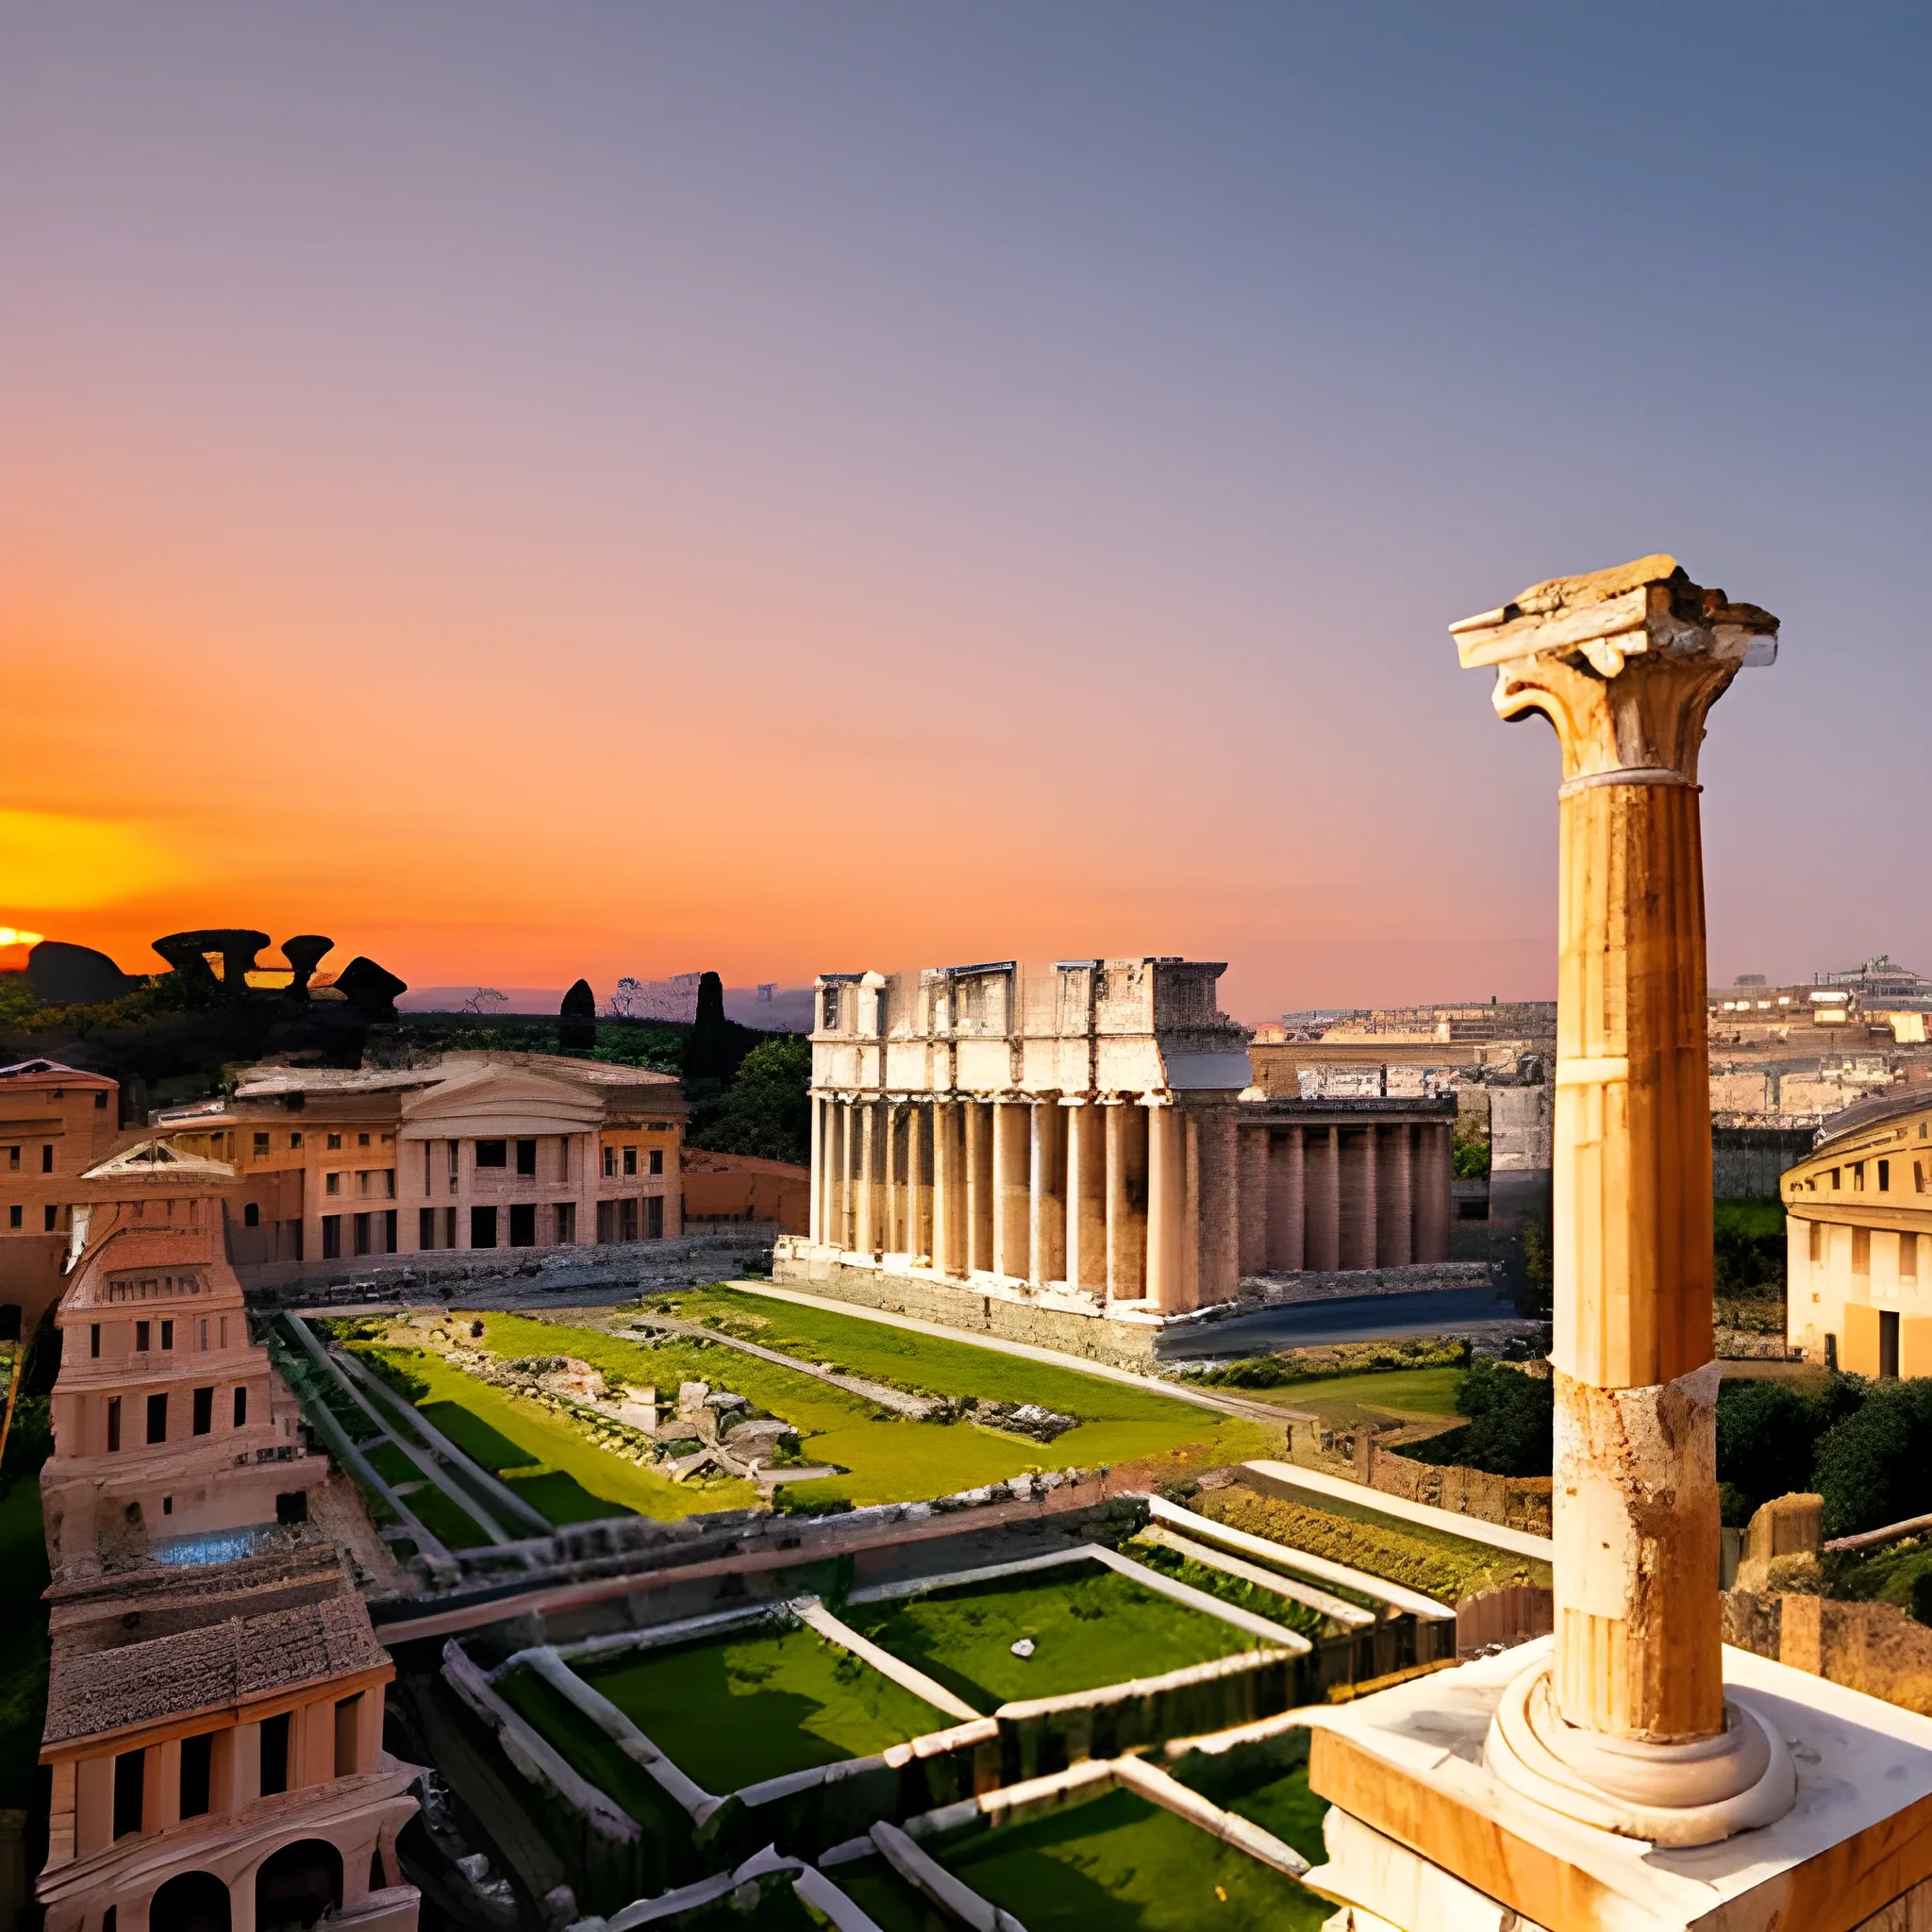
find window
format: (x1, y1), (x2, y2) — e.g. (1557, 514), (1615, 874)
(619, 1198), (639, 1242)
(1878, 1159), (1890, 1192)
(443, 1207), (457, 1249)
(234, 1386), (248, 1427)
(1808, 1223), (1824, 1262)
(1830, 1168), (1840, 1190)
(382, 1168), (395, 1198)
(358, 1132), (371, 1146)
(42, 1145), (53, 1173)
(623, 1145), (638, 1175)
(160, 1319), (173, 1350)
(321, 1215), (341, 1259)
(146, 1392), (167, 1443)
(259, 1712), (291, 1797)
(1853, 1227), (1872, 1274)
(420, 1208), (438, 1250)
(43, 1206), (57, 1232)
(1881, 1309), (1901, 1381)
(471, 1205), (498, 1248)
(475, 1140), (508, 1168)
(136, 1321), (151, 1352)
(107, 1396), (120, 1453)
(603, 1146), (615, 1177)
(113, 1748), (145, 1839)
(555, 1202), (575, 1244)
(1904, 1234), (1920, 1285)
(596, 1200), (615, 1244)
(243, 1202), (260, 1227)
(291, 1131), (303, 1149)
(516, 1139), (537, 1176)
(179, 1732), (213, 1819)
(1853, 1162), (1866, 1192)
(94, 1090), (108, 1109)
(91, 1323), (100, 1358)
(276, 1491), (307, 1524)
(383, 1208), (397, 1252)
(645, 1195), (663, 1239)
(354, 1212), (371, 1256)
(254, 1132), (270, 1155)
(325, 1172), (341, 1196)
(6, 1208), (17, 1229)
(823, 988), (841, 1030)
(335, 1693), (363, 1778)
(192, 1387), (213, 1435)
(649, 1148), (663, 1176)
(508, 1203), (537, 1247)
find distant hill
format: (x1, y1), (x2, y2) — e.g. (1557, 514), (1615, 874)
(398, 983), (815, 1030)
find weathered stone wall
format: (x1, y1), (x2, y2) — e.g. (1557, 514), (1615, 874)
(241, 1228), (778, 1307)
(1344, 1430), (1554, 1537)
(1238, 1262), (1492, 1307)
(771, 1252), (1167, 1368)
(1711, 1124), (1816, 1199)
(1723, 1590), (1932, 1717)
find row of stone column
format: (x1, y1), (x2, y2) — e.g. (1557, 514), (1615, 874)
(809, 1094), (1220, 1311)
(1236, 1122), (1452, 1274)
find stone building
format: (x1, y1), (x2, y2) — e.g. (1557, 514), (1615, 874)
(0, 1059), (124, 1333)
(1782, 1087), (1932, 1376)
(36, 1139), (418, 1932)
(157, 1052), (688, 1272)
(774, 958), (1452, 1357)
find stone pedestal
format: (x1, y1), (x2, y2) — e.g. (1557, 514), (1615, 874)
(1302, 1639), (1932, 1932)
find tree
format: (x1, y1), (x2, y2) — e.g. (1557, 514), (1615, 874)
(462, 988), (508, 1015)
(1813, 1380), (1932, 1540)
(1715, 1377), (1826, 1516)
(685, 1035), (811, 1164)
(1409, 1358), (1553, 1477)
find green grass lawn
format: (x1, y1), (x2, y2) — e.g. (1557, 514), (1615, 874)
(468, 1307), (1276, 1509)
(1124, 1536), (1327, 1639)
(362, 1439), (421, 1486)
(830, 1865), (950, 1931)
(403, 1481), (494, 1551)
(355, 1344), (760, 1523)
(0, 1478), (50, 1809)
(841, 1568), (1259, 1712)
(579, 1626), (952, 1791)
(1230, 1366), (1468, 1427)
(495, 1663), (707, 1835)
(1196, 1487), (1546, 1603)
(941, 1788), (1330, 1930)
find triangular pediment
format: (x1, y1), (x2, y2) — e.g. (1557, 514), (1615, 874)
(82, 1141), (236, 1183)
(399, 1061), (605, 1134)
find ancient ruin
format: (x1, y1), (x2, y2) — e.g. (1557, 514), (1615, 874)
(1300, 558), (1932, 1929)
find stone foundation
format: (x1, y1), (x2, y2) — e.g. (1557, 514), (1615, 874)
(772, 1244), (1188, 1369)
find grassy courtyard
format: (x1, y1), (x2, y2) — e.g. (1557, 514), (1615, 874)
(939, 1788), (1330, 1931)
(840, 1567), (1261, 1712)
(1235, 1365), (1467, 1429)
(576, 1624), (953, 1791)
(461, 1308), (1275, 1511)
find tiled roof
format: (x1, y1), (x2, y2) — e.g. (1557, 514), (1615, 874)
(44, 1593), (386, 1745)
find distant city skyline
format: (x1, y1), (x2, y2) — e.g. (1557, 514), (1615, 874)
(6, 6), (1927, 1019)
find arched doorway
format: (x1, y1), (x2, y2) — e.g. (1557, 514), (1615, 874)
(254, 1840), (342, 1932)
(151, 1871), (230, 1932)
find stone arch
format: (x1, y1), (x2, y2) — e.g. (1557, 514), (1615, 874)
(252, 1840), (342, 1932)
(150, 1872), (230, 1932)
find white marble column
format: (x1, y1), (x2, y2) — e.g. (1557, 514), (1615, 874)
(1064, 1101), (1108, 1291)
(1145, 1101), (1185, 1310)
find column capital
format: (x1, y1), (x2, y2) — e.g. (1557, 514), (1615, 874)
(1452, 555), (1777, 787)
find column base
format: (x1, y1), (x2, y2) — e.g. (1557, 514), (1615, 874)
(1303, 1637), (1932, 1932)
(1483, 1661), (1794, 1846)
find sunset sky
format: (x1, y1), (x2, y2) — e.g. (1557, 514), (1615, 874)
(5, 5), (1927, 1022)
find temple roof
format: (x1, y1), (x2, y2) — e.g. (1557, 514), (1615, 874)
(80, 1140), (236, 1184)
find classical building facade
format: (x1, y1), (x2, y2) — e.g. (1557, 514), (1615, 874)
(774, 958), (1452, 1352)
(0, 1059), (123, 1332)
(37, 1140), (418, 1932)
(1782, 1088), (1932, 1376)
(158, 1053), (686, 1269)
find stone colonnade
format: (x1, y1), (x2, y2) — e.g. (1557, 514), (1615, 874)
(1234, 1121), (1452, 1274)
(809, 1094), (1227, 1312)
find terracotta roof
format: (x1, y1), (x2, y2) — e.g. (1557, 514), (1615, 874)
(44, 1593), (386, 1745)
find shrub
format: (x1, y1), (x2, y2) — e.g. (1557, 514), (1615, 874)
(1814, 1380), (1932, 1540)
(1714, 1379), (1822, 1515)
(1407, 1359), (1552, 1477)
